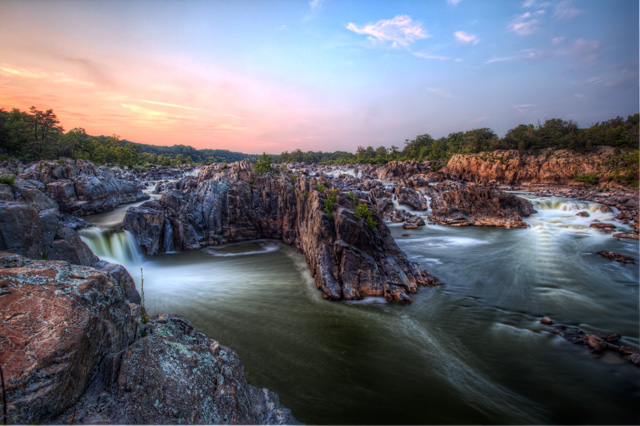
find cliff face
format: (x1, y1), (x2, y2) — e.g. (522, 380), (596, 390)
(124, 163), (438, 303)
(0, 252), (300, 425)
(441, 146), (636, 186)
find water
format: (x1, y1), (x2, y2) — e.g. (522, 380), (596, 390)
(80, 194), (640, 424)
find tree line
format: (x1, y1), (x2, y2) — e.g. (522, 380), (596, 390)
(0, 107), (254, 166)
(1, 106), (637, 167)
(277, 114), (639, 165)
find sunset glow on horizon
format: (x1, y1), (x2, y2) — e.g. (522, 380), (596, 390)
(1, 0), (637, 154)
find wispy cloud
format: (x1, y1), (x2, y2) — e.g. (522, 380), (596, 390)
(512, 104), (533, 114)
(564, 38), (602, 63)
(413, 52), (461, 61)
(303, 0), (325, 21)
(426, 87), (453, 98)
(522, 0), (550, 8)
(454, 31), (479, 44)
(447, 0), (462, 5)
(135, 99), (202, 111)
(346, 15), (429, 49)
(508, 10), (545, 35)
(0, 64), (94, 87)
(486, 49), (543, 64)
(554, 0), (582, 20)
(309, 0), (325, 11)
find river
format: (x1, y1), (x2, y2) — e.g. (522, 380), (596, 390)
(80, 193), (639, 424)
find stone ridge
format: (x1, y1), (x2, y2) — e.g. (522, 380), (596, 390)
(0, 251), (300, 425)
(124, 163), (438, 303)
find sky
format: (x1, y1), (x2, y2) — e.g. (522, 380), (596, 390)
(0, 0), (638, 154)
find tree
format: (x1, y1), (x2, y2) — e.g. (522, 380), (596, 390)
(254, 152), (273, 174)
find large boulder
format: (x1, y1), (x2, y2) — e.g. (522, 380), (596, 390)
(0, 253), (139, 425)
(0, 252), (300, 424)
(429, 185), (534, 228)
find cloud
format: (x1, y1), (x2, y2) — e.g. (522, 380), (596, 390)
(486, 49), (543, 64)
(447, 0), (462, 5)
(346, 15), (429, 48)
(554, 0), (582, 20)
(508, 10), (545, 35)
(136, 99), (202, 111)
(303, 0), (325, 21)
(512, 104), (533, 114)
(522, 0), (550, 8)
(309, 0), (325, 11)
(426, 87), (453, 98)
(565, 38), (602, 63)
(0, 64), (94, 87)
(413, 52), (461, 61)
(454, 31), (479, 44)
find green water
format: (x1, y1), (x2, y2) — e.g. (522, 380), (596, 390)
(81, 196), (640, 424)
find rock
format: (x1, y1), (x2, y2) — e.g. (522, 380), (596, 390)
(0, 201), (44, 259)
(441, 146), (635, 186)
(596, 251), (635, 264)
(21, 159), (149, 215)
(629, 353), (640, 366)
(124, 164), (438, 303)
(404, 214), (426, 227)
(48, 224), (99, 266)
(589, 222), (616, 231)
(576, 211), (590, 217)
(0, 252), (138, 425)
(57, 314), (300, 425)
(122, 200), (166, 255)
(402, 223), (419, 230)
(428, 185), (533, 228)
(612, 233), (639, 240)
(541, 316), (553, 325)
(0, 252), (299, 425)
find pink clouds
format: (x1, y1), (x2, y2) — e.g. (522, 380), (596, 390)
(454, 31), (479, 44)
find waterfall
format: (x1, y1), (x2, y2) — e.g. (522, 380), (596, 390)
(80, 227), (143, 266)
(164, 219), (175, 253)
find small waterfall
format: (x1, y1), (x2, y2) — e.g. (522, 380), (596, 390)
(80, 227), (143, 266)
(163, 219), (175, 253)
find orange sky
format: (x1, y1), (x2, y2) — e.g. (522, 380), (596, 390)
(1, 0), (637, 154)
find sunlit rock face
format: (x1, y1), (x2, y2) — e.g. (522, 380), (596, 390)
(124, 162), (438, 303)
(0, 252), (300, 425)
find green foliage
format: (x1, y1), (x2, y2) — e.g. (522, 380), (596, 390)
(41, 252), (48, 260)
(355, 202), (377, 231)
(0, 176), (15, 186)
(346, 191), (359, 204)
(302, 191), (309, 199)
(254, 152), (273, 175)
(574, 173), (599, 185)
(324, 194), (336, 220)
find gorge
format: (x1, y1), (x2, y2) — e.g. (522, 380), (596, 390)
(1, 151), (638, 424)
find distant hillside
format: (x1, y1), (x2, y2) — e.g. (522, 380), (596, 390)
(107, 138), (257, 163)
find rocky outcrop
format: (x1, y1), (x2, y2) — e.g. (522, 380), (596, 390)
(596, 251), (635, 264)
(19, 159), (148, 215)
(124, 163), (438, 303)
(0, 252), (299, 425)
(0, 180), (141, 304)
(429, 185), (534, 228)
(442, 146), (636, 186)
(542, 321), (640, 367)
